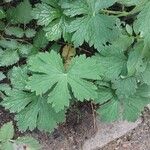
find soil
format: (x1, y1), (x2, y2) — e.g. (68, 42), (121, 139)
(101, 108), (150, 150)
(0, 104), (150, 150)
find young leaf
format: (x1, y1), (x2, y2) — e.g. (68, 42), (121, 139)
(25, 29), (36, 38)
(0, 72), (6, 81)
(0, 122), (14, 142)
(27, 50), (100, 112)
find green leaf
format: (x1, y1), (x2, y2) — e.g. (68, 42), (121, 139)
(123, 94), (150, 121)
(16, 136), (41, 150)
(0, 8), (6, 19)
(44, 16), (71, 41)
(32, 2), (73, 41)
(33, 29), (48, 48)
(15, 95), (65, 131)
(7, 0), (32, 24)
(0, 72), (5, 81)
(0, 122), (14, 142)
(0, 39), (18, 49)
(0, 84), (11, 94)
(0, 21), (5, 31)
(32, 3), (60, 26)
(126, 24), (133, 35)
(0, 49), (19, 66)
(97, 97), (119, 122)
(5, 27), (24, 38)
(41, 0), (59, 6)
(118, 0), (147, 6)
(101, 35), (134, 56)
(1, 90), (35, 113)
(25, 29), (36, 38)
(142, 62), (150, 85)
(127, 42), (147, 76)
(62, 0), (89, 17)
(10, 66), (28, 90)
(134, 2), (150, 46)
(18, 44), (33, 56)
(0, 141), (13, 150)
(113, 77), (138, 98)
(97, 84), (150, 122)
(1, 66), (65, 132)
(62, 0), (117, 16)
(27, 51), (100, 112)
(62, 0), (120, 50)
(95, 87), (113, 104)
(96, 53), (126, 80)
(68, 15), (120, 51)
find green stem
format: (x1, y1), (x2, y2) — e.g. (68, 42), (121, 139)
(101, 4), (144, 17)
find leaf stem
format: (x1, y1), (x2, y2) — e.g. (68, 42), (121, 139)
(101, 5), (143, 17)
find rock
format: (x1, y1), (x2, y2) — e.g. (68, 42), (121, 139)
(147, 104), (150, 110)
(82, 119), (142, 150)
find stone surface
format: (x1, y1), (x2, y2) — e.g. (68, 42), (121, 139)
(82, 119), (142, 150)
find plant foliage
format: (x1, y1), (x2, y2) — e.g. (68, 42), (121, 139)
(0, 122), (41, 150)
(0, 0), (150, 133)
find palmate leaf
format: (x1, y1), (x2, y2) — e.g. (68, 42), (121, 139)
(97, 84), (150, 122)
(1, 67), (65, 132)
(62, 0), (120, 51)
(15, 95), (65, 131)
(27, 50), (100, 112)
